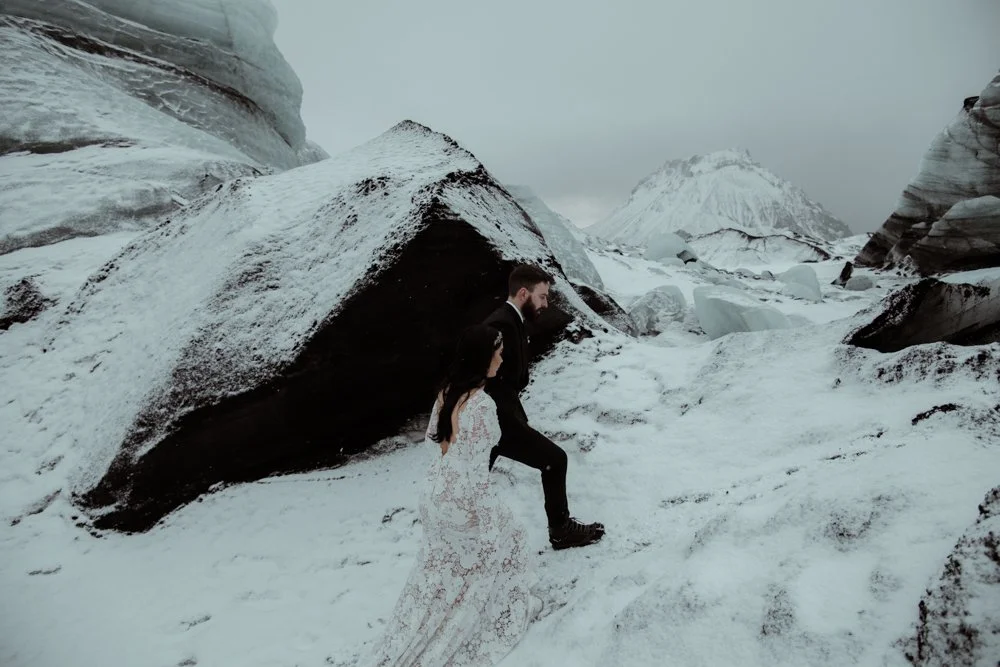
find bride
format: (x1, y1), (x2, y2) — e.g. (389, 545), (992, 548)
(365, 324), (538, 667)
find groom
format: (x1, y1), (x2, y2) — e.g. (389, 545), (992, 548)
(483, 264), (604, 550)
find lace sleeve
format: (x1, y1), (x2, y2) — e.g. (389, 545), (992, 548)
(424, 393), (499, 538)
(457, 394), (501, 481)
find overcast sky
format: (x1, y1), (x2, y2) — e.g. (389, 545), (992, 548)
(271, 0), (999, 233)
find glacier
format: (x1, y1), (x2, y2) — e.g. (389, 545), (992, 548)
(506, 185), (606, 290)
(0, 0), (326, 254)
(856, 69), (1000, 274)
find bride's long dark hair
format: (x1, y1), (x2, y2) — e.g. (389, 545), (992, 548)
(430, 324), (502, 444)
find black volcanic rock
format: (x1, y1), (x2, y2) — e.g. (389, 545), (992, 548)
(570, 282), (638, 336)
(846, 278), (1000, 353)
(856, 71), (1000, 274)
(832, 261), (853, 287)
(0, 277), (53, 330)
(41, 121), (611, 532)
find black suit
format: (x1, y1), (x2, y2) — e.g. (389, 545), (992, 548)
(484, 302), (570, 527)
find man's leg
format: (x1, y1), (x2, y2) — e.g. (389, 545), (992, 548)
(491, 423), (569, 527)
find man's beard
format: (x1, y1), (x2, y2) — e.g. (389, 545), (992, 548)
(522, 300), (544, 322)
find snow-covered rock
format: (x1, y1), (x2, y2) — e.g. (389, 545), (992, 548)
(689, 228), (832, 268)
(0, 277), (52, 331)
(587, 148), (851, 246)
(856, 70), (1000, 274)
(570, 282), (638, 336)
(6, 120), (609, 532)
(627, 285), (688, 335)
(506, 185), (605, 289)
(0, 2), (325, 254)
(845, 275), (875, 291)
(778, 265), (823, 302)
(898, 485), (1000, 666)
(846, 278), (1000, 352)
(644, 231), (698, 265)
(693, 285), (791, 339)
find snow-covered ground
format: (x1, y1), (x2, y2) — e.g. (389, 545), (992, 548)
(2, 234), (997, 666)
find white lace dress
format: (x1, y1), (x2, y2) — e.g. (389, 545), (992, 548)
(365, 389), (533, 667)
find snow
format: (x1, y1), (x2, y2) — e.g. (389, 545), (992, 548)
(587, 149), (851, 245)
(2, 215), (999, 665)
(506, 185), (605, 289)
(940, 266), (1000, 285)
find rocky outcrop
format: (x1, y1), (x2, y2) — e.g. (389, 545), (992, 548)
(571, 283), (637, 337)
(27, 121), (608, 532)
(845, 278), (1000, 352)
(856, 71), (1000, 274)
(899, 486), (1000, 666)
(0, 277), (53, 331)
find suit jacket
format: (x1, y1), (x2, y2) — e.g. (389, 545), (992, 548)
(483, 302), (530, 428)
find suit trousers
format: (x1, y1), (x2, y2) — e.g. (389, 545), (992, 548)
(489, 417), (570, 528)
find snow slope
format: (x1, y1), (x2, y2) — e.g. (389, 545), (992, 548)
(3, 231), (997, 666)
(588, 149), (852, 245)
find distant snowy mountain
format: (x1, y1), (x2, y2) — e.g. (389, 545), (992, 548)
(588, 149), (851, 246)
(506, 185), (605, 289)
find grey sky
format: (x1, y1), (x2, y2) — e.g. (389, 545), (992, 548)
(271, 0), (999, 233)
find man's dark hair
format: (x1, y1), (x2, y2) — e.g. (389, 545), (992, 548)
(508, 264), (553, 297)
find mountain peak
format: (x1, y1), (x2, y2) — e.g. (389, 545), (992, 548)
(590, 150), (851, 244)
